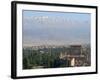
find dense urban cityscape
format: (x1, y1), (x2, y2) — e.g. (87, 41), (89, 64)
(23, 44), (91, 69)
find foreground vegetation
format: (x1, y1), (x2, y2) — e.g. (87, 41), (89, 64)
(23, 47), (71, 69)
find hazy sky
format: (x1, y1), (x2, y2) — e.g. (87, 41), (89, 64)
(22, 10), (91, 46)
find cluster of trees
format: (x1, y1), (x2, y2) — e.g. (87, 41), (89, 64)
(23, 47), (70, 69)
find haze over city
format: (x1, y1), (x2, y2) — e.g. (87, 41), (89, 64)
(22, 10), (91, 47)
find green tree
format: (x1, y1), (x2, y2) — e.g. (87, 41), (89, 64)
(23, 57), (30, 69)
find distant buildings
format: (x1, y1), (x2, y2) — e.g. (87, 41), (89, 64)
(59, 45), (90, 67)
(69, 45), (82, 55)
